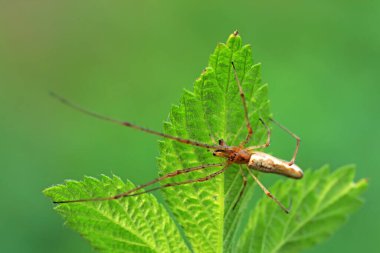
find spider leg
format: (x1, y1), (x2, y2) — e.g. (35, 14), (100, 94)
(50, 92), (226, 150)
(246, 118), (271, 150)
(231, 62), (253, 147)
(270, 118), (301, 165)
(232, 166), (248, 210)
(53, 163), (225, 204)
(246, 168), (290, 214)
(126, 163), (231, 197)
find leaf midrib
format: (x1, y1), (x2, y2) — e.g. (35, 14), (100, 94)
(220, 38), (235, 253)
(222, 47), (252, 250)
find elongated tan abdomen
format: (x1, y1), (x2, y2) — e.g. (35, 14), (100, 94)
(248, 151), (303, 179)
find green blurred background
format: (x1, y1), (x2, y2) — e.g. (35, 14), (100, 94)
(0, 0), (378, 252)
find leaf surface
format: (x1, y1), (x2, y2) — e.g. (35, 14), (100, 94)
(238, 165), (367, 253)
(44, 176), (190, 253)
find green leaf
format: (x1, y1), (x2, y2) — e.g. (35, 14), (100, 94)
(44, 32), (367, 253)
(43, 176), (190, 253)
(238, 165), (368, 253)
(157, 32), (270, 253)
(44, 32), (270, 253)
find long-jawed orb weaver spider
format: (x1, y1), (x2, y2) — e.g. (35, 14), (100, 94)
(51, 62), (302, 214)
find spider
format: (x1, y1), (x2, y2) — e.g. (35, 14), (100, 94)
(51, 62), (302, 213)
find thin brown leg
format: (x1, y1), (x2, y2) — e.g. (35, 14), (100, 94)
(231, 62), (253, 147)
(53, 163), (224, 204)
(50, 92), (226, 150)
(125, 163), (230, 197)
(246, 118), (271, 150)
(232, 166), (248, 210)
(246, 168), (290, 214)
(270, 118), (301, 165)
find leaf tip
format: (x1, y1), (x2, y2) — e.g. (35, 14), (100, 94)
(355, 177), (369, 191)
(42, 186), (52, 197)
(226, 30), (242, 51)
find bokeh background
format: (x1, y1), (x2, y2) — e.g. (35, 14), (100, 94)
(0, 1), (379, 252)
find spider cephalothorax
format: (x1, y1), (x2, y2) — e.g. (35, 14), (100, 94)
(213, 145), (251, 164)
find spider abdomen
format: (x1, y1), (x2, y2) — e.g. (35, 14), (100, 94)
(248, 151), (303, 179)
